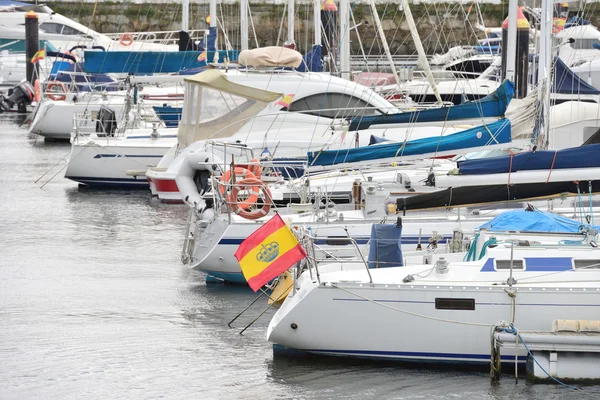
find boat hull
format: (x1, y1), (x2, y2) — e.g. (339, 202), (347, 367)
(65, 136), (176, 188)
(268, 280), (600, 365)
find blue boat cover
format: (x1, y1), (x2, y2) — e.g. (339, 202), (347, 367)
(153, 106), (182, 127)
(296, 44), (323, 72)
(368, 224), (403, 269)
(553, 57), (600, 95)
(458, 143), (600, 175)
(308, 118), (511, 167)
(0, 0), (30, 6)
(348, 80), (514, 131)
(564, 16), (591, 28)
(474, 45), (500, 55)
(50, 61), (119, 92)
(83, 50), (239, 74)
(479, 210), (594, 233)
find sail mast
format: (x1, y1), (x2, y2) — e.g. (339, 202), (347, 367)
(393, 0), (443, 104)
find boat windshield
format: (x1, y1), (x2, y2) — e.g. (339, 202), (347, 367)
(178, 82), (268, 146)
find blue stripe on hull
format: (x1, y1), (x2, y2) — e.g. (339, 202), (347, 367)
(273, 344), (527, 365)
(66, 176), (150, 189)
(200, 270), (247, 284)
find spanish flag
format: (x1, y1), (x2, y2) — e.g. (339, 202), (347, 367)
(234, 214), (306, 292)
(277, 94), (294, 108)
(197, 50), (207, 63)
(31, 49), (45, 64)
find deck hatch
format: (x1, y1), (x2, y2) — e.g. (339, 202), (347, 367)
(325, 236), (352, 246)
(573, 259), (600, 269)
(495, 259), (524, 270)
(435, 298), (475, 311)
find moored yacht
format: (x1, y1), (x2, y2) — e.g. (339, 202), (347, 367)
(267, 211), (600, 366)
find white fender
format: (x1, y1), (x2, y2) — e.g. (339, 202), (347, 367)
(176, 151), (221, 210)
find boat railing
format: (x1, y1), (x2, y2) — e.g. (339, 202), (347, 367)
(105, 29), (208, 46)
(296, 229), (373, 285)
(71, 108), (165, 139)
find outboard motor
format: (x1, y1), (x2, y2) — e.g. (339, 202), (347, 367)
(0, 81), (34, 112)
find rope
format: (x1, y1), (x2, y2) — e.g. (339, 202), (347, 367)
(507, 152), (514, 186)
(545, 150), (558, 184)
(495, 323), (580, 389)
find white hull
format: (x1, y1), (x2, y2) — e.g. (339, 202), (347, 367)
(65, 134), (177, 188)
(268, 241), (600, 365)
(186, 211), (485, 283)
(29, 96), (128, 140)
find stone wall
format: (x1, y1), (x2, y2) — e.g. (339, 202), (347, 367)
(44, 1), (600, 55)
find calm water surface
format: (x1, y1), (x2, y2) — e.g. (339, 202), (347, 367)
(1, 115), (599, 399)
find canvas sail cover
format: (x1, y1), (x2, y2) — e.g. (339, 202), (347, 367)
(177, 69), (282, 147)
(457, 143), (600, 175)
(307, 119), (511, 167)
(397, 180), (600, 211)
(348, 80), (514, 131)
(553, 57), (600, 95)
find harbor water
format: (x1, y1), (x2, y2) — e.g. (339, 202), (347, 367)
(1, 114), (600, 399)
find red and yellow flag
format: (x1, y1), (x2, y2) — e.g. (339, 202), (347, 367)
(31, 49), (45, 64)
(277, 94), (294, 108)
(234, 214), (306, 292)
(197, 50), (207, 63)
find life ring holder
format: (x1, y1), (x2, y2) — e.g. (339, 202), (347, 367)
(219, 167), (260, 210)
(46, 81), (68, 101)
(120, 33), (134, 47)
(229, 177), (273, 220)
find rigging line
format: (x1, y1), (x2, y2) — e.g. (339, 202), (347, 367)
(276, 3), (288, 48)
(34, 150), (71, 184)
(247, 4), (260, 49)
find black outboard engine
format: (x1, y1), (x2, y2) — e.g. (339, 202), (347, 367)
(0, 81), (34, 112)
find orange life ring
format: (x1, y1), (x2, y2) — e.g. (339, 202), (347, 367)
(219, 167), (259, 210)
(247, 158), (262, 178)
(229, 177), (272, 220)
(33, 79), (41, 102)
(46, 81), (67, 101)
(120, 33), (134, 46)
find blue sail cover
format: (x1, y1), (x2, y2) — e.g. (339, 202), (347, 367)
(457, 143), (600, 175)
(83, 50), (239, 74)
(308, 118), (511, 167)
(479, 210), (595, 233)
(153, 106), (182, 127)
(553, 57), (600, 95)
(348, 80), (514, 131)
(368, 224), (403, 269)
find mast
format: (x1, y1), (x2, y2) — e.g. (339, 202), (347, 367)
(395, 0), (443, 104)
(207, 0), (218, 53)
(240, 0), (249, 50)
(182, 0), (189, 32)
(538, 0), (552, 149)
(505, 0), (518, 82)
(288, 0), (295, 46)
(339, 0), (350, 80)
(368, 0), (400, 86)
(314, 0), (321, 46)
